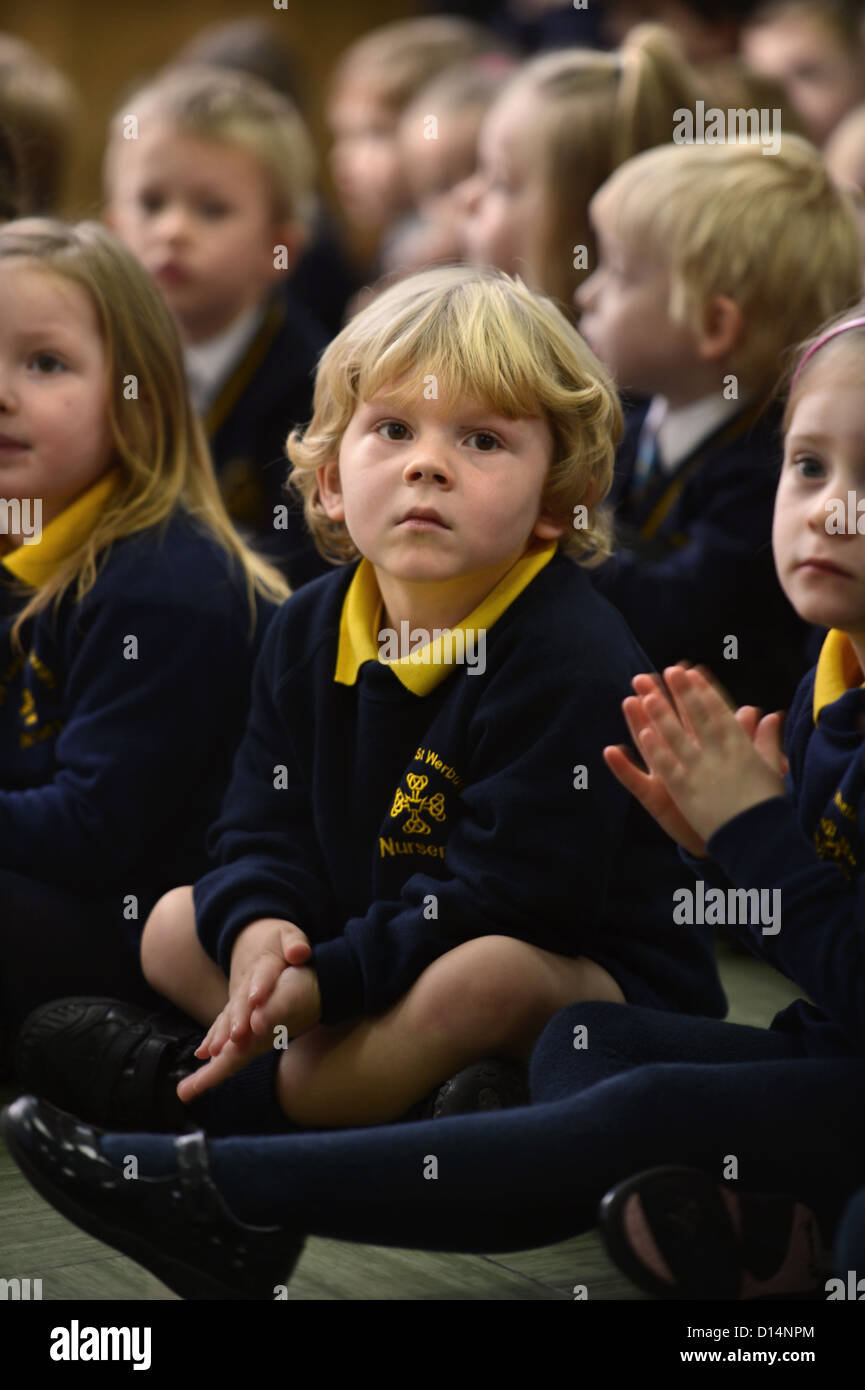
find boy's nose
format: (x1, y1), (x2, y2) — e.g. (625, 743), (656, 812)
(402, 447), (454, 487)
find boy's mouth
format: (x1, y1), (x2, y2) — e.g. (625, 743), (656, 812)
(399, 507), (450, 531)
(0, 433), (29, 451)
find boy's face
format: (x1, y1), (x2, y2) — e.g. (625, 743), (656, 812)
(742, 16), (865, 146)
(328, 88), (412, 231)
(0, 263), (114, 535)
(773, 353), (865, 641)
(456, 92), (542, 279)
(575, 212), (700, 404)
(316, 386), (563, 592)
(106, 123), (294, 343)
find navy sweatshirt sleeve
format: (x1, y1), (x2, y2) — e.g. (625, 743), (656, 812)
(312, 623), (634, 1024)
(0, 523), (266, 885)
(704, 796), (865, 1053)
(193, 612), (341, 955)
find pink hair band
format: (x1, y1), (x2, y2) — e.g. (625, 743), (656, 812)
(791, 315), (865, 388)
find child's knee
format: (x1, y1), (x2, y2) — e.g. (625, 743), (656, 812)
(412, 935), (560, 1044)
(140, 885), (196, 991)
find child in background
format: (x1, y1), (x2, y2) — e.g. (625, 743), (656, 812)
(825, 104), (865, 277)
(171, 16), (359, 339)
(578, 136), (862, 712)
(457, 24), (702, 309)
(741, 0), (865, 146)
(327, 16), (509, 275)
(8, 308), (865, 1304)
(0, 219), (286, 1065)
(16, 266), (724, 1137)
(387, 58), (515, 277)
(104, 64), (329, 588)
(0, 34), (78, 215)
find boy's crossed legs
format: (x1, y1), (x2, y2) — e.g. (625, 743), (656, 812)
(142, 887), (624, 1127)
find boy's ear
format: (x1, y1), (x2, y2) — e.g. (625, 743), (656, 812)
(532, 508), (567, 541)
(316, 457), (345, 521)
(696, 294), (743, 362)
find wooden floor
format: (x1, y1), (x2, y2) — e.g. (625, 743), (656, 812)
(0, 941), (804, 1301)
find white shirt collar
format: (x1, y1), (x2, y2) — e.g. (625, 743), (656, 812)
(650, 393), (746, 473)
(183, 302), (268, 415)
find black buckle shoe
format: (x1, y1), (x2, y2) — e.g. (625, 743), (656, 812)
(2, 1095), (305, 1300)
(14, 997), (204, 1132)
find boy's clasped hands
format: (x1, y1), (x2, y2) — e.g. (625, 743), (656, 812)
(604, 665), (789, 855)
(177, 920), (320, 1102)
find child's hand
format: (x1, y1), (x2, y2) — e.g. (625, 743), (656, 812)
(630, 665), (787, 842)
(177, 961), (321, 1103)
(604, 670), (787, 854)
(210, 917), (312, 1054)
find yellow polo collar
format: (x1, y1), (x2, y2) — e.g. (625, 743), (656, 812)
(1, 471), (119, 589)
(813, 628), (865, 720)
(334, 542), (557, 696)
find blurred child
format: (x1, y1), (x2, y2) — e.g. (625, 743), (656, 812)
(104, 64), (330, 588)
(577, 136), (862, 710)
(0, 219), (286, 1061)
(8, 308), (865, 1304)
(457, 24), (702, 308)
(825, 104), (865, 276)
(0, 34), (78, 215)
(742, 0), (865, 146)
(327, 16), (507, 270)
(16, 266), (724, 1136)
(388, 58), (515, 276)
(172, 17), (358, 338)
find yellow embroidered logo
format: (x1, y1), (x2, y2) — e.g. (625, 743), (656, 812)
(390, 773), (447, 835)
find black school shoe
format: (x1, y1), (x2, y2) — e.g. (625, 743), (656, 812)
(598, 1166), (824, 1300)
(1, 1095), (303, 1300)
(404, 1059), (530, 1121)
(14, 997), (204, 1132)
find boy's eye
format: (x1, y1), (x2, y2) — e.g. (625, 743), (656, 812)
(466, 430), (500, 451)
(29, 352), (65, 374)
(139, 193), (164, 214)
(377, 421), (410, 441)
(199, 201), (231, 219)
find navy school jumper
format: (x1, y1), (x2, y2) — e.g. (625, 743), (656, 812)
(0, 473), (277, 1032)
(194, 543), (726, 1024)
(204, 289), (332, 590)
(592, 398), (814, 713)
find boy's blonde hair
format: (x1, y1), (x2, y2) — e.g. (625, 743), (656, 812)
(494, 24), (703, 307)
(104, 64), (316, 230)
(329, 16), (506, 115)
(0, 219), (288, 643)
(0, 34), (78, 214)
(591, 134), (863, 391)
(288, 265), (621, 566)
